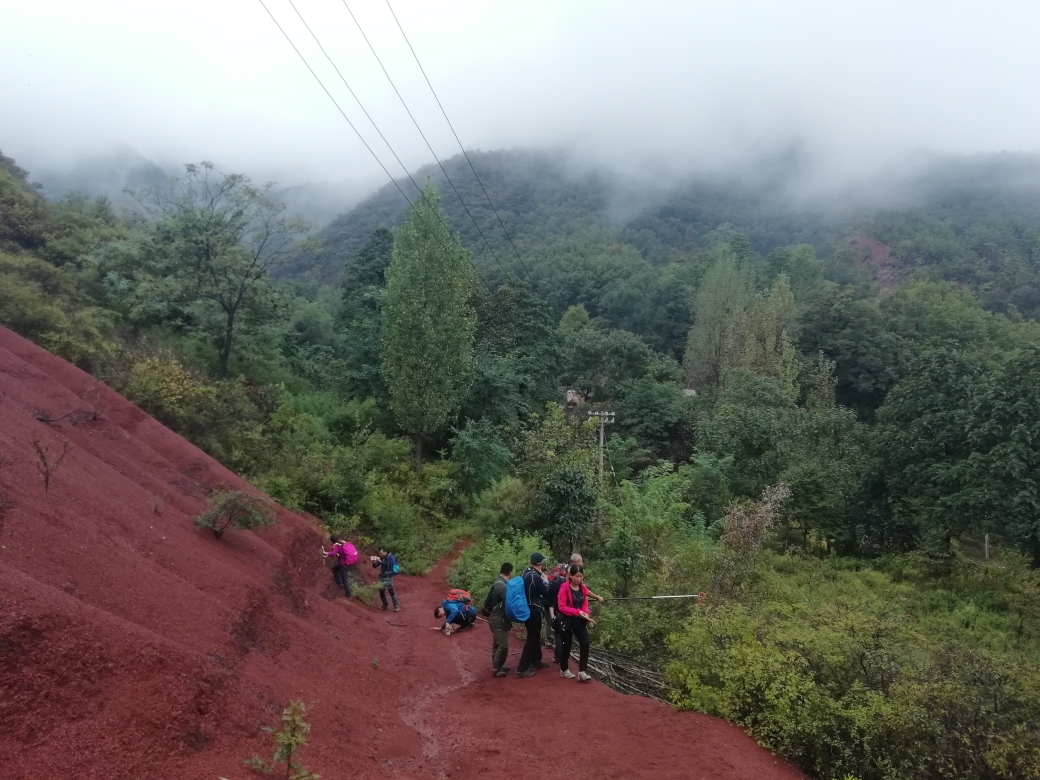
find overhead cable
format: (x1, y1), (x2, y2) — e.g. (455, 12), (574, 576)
(282, 0), (514, 284)
(384, 0), (536, 287)
(255, 0), (491, 292)
(339, 0), (519, 285)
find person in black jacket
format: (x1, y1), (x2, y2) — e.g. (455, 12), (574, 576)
(370, 548), (400, 612)
(516, 553), (551, 678)
(483, 562), (514, 678)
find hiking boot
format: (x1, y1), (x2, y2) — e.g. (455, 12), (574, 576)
(535, 662), (551, 670)
(493, 669), (508, 678)
(560, 670), (576, 679)
(515, 669), (536, 679)
(578, 671), (592, 683)
(379, 604), (388, 611)
(394, 606), (401, 612)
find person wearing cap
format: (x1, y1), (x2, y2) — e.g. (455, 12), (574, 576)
(515, 552), (551, 678)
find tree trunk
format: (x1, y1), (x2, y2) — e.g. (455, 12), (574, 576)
(218, 311), (235, 378)
(413, 434), (423, 462)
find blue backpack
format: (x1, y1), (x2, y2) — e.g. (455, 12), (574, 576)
(504, 576), (531, 622)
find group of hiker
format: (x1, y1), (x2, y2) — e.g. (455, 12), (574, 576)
(322, 536), (601, 682)
(481, 552), (603, 680)
(321, 536), (401, 612)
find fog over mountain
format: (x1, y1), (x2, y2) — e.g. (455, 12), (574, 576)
(4, 1), (1040, 203)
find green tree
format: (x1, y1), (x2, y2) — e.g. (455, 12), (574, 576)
(971, 348), (1040, 562)
(339, 228), (394, 402)
(450, 418), (512, 493)
(683, 253), (753, 395)
(128, 162), (306, 377)
(798, 284), (905, 416)
(739, 275), (799, 397)
(516, 402), (597, 487)
(765, 244), (823, 300)
(560, 324), (655, 400)
(462, 281), (561, 434)
(245, 699), (319, 780)
(559, 303), (591, 333)
(537, 465), (598, 558)
(873, 345), (1040, 560)
(381, 184), (476, 458)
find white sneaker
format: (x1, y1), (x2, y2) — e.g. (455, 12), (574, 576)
(560, 670), (576, 679)
(577, 671), (592, 682)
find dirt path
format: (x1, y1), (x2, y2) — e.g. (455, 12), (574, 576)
(365, 554), (804, 780)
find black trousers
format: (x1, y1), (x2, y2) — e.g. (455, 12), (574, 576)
(517, 609), (543, 672)
(332, 564), (351, 597)
(379, 577), (399, 607)
(559, 618), (590, 673)
(552, 613), (565, 663)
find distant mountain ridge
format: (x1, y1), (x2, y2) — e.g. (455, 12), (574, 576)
(24, 148), (370, 229)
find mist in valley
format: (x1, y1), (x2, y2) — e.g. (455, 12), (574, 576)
(5, 0), (1040, 229)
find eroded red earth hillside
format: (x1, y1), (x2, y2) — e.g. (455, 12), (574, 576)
(0, 327), (803, 780)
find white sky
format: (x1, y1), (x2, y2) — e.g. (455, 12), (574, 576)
(3, 0), (1040, 187)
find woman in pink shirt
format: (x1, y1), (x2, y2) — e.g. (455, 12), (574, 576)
(556, 564), (595, 682)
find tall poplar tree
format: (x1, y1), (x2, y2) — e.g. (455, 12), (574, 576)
(739, 275), (800, 397)
(683, 253), (753, 394)
(381, 184), (476, 458)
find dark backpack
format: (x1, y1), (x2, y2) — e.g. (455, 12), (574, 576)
(546, 577), (566, 611)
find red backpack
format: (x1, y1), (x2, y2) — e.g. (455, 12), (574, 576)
(446, 588), (472, 605)
(546, 564), (569, 584)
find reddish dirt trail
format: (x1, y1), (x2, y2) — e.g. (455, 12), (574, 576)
(0, 327), (803, 780)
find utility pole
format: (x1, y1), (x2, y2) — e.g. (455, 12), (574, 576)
(587, 410), (615, 484)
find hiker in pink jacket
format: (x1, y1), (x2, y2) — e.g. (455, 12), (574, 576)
(557, 564), (595, 682)
(321, 536), (357, 598)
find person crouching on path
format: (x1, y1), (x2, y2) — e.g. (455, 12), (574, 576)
(557, 564), (595, 682)
(434, 601), (476, 635)
(321, 535), (355, 598)
(371, 548), (400, 612)
(483, 563), (513, 678)
(516, 552), (551, 678)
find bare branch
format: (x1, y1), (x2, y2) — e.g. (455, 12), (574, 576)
(33, 436), (70, 493)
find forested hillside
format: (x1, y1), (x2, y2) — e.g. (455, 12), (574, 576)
(3, 145), (1040, 780)
(302, 149), (1040, 355)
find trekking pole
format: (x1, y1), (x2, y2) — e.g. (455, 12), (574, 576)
(601, 592), (706, 602)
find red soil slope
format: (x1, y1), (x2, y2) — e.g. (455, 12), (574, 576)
(850, 233), (901, 289)
(0, 327), (804, 780)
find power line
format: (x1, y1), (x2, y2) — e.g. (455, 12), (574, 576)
(281, 0), (515, 285)
(338, 0), (519, 286)
(255, 0), (490, 292)
(383, 0), (536, 287)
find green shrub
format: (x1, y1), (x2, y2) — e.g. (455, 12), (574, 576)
(666, 554), (1040, 780)
(447, 534), (549, 597)
(471, 476), (535, 537)
(244, 700), (319, 780)
(194, 490), (275, 539)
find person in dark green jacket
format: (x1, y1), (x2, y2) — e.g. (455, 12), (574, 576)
(483, 562), (514, 678)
